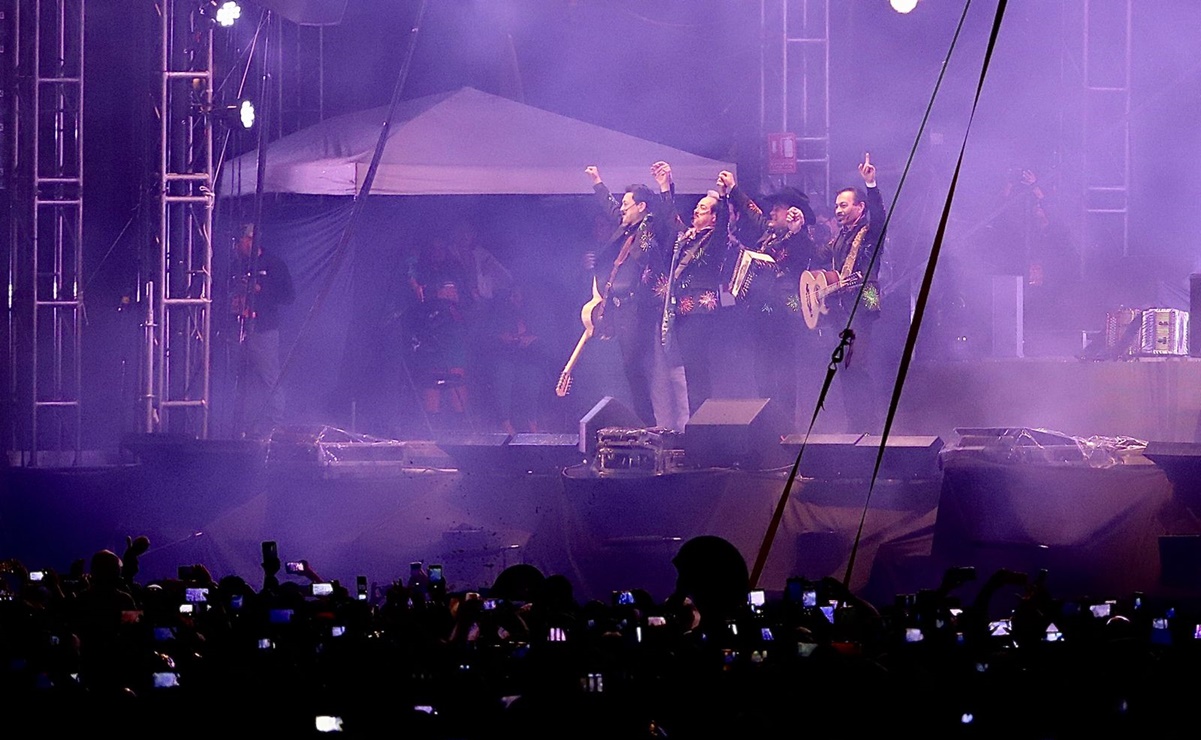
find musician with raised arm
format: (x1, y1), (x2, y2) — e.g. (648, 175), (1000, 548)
(718, 169), (816, 428)
(809, 153), (887, 433)
(651, 160), (732, 418)
(580, 165), (669, 427)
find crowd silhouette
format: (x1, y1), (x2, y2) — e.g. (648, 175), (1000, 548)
(0, 533), (1196, 738)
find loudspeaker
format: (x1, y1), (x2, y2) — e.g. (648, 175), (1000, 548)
(435, 432), (512, 472)
(854, 435), (944, 479)
(579, 396), (642, 454)
(1190, 274), (1201, 358)
(1145, 441), (1201, 515)
(508, 433), (585, 472)
(779, 433), (865, 478)
(779, 433), (943, 479)
(684, 398), (791, 470)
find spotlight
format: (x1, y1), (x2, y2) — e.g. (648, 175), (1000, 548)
(238, 99), (255, 129)
(215, 1), (241, 27)
(212, 99), (256, 129)
(890, 0), (919, 13)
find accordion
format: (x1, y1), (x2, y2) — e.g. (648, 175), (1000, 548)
(729, 249), (777, 302)
(1104, 307), (1141, 355)
(1139, 308), (1189, 356)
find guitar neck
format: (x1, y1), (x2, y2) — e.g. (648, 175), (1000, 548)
(821, 272), (861, 298)
(556, 329), (592, 396)
(563, 330), (589, 375)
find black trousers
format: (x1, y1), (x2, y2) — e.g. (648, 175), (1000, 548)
(750, 309), (803, 429)
(675, 312), (721, 415)
(610, 303), (657, 426)
(804, 312), (881, 434)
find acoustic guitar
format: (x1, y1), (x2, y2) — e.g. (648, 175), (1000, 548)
(556, 276), (606, 397)
(798, 269), (862, 329)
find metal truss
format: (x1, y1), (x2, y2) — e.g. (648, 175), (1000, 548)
(1081, 0), (1132, 260)
(147, 0), (215, 436)
(4, 0), (85, 465)
(759, 0), (830, 203)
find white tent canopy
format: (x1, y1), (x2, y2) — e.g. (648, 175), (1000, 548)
(218, 87), (735, 196)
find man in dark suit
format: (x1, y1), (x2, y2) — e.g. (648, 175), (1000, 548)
(232, 225), (295, 437)
(719, 170), (816, 429)
(811, 153), (888, 433)
(584, 166), (669, 427)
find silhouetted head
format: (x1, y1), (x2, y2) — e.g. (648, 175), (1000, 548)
(671, 536), (749, 626)
(89, 549), (123, 587)
(490, 563), (546, 604)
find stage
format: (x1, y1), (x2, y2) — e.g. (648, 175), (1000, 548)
(2, 423), (1196, 609)
(889, 356), (1201, 445)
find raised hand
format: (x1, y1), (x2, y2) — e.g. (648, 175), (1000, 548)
(651, 161), (673, 191)
(125, 534), (151, 558)
(716, 170), (736, 195)
(858, 153), (876, 186)
(584, 165), (602, 185)
(785, 206), (806, 233)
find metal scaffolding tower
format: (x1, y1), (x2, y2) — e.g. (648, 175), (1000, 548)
(1081, 0), (1132, 261)
(759, 0), (830, 203)
(146, 0), (215, 436)
(4, 0), (85, 466)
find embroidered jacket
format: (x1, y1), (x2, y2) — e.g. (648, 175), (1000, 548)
(728, 185), (816, 314)
(592, 183), (668, 312)
(818, 184), (886, 317)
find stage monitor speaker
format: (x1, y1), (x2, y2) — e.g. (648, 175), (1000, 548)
(684, 397), (790, 470)
(1190, 274), (1201, 358)
(855, 435), (945, 480)
(1145, 441), (1201, 514)
(779, 433), (865, 479)
(579, 396), (642, 454)
(508, 433), (585, 472)
(435, 432), (512, 472)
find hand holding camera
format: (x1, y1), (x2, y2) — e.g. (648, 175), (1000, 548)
(261, 540), (280, 575)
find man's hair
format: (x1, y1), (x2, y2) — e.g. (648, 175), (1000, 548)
(625, 184), (656, 210)
(837, 187), (866, 205)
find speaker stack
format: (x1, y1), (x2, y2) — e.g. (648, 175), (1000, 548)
(683, 398), (791, 470)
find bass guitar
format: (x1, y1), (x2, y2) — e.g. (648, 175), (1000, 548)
(556, 276), (607, 397)
(798, 269), (862, 329)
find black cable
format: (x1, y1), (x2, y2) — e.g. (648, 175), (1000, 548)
(254, 1), (432, 437)
(844, 0), (1010, 590)
(751, 0), (1008, 588)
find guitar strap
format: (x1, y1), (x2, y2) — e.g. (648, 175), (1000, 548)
(603, 231), (637, 299)
(672, 227), (710, 281)
(839, 225), (868, 280)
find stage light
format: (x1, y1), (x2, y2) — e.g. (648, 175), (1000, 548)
(215, 1), (241, 27)
(238, 99), (255, 129)
(890, 0), (919, 13)
(214, 99), (255, 129)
